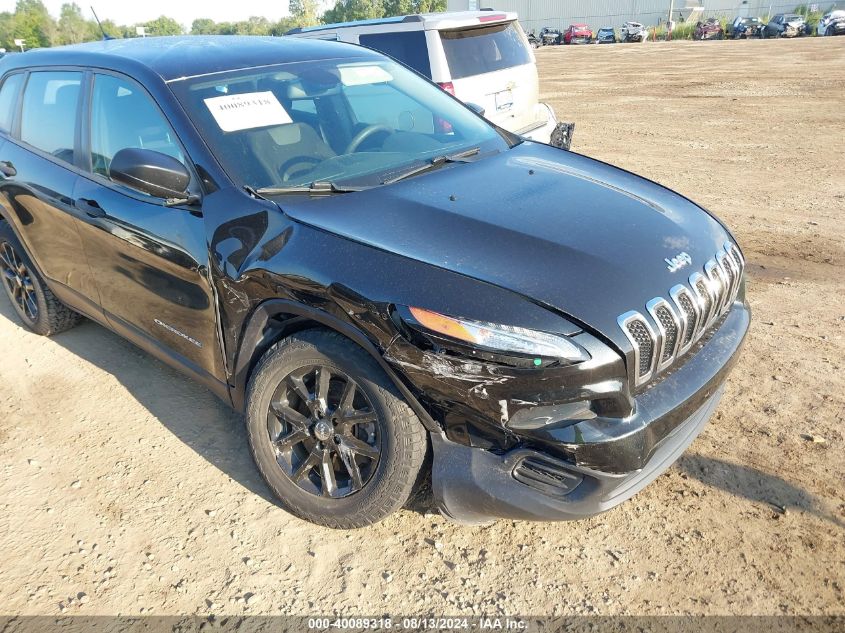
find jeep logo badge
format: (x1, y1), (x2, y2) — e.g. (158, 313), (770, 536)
(665, 252), (692, 272)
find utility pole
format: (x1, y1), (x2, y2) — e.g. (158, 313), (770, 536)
(668, 0), (675, 39)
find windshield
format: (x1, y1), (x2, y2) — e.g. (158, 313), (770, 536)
(171, 58), (508, 191)
(439, 21), (532, 80)
(784, 15), (802, 21)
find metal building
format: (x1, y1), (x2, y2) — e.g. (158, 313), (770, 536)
(445, 1), (805, 31)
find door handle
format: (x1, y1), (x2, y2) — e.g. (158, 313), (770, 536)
(0, 161), (16, 178)
(76, 198), (107, 218)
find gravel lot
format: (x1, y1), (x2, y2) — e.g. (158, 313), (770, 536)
(1, 38), (843, 618)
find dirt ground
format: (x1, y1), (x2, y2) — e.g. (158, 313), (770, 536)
(1, 38), (843, 619)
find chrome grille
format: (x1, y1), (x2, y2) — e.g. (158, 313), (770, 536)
(618, 242), (744, 388)
(692, 274), (714, 325)
(655, 307), (678, 361)
(718, 251), (736, 304)
(627, 320), (653, 375)
(618, 311), (657, 383)
(646, 297), (680, 372)
(670, 284), (699, 352)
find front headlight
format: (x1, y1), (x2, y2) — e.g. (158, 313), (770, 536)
(406, 306), (591, 364)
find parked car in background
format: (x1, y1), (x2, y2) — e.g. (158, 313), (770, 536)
(539, 26), (561, 45)
(817, 10), (845, 36)
(764, 13), (809, 37)
(620, 21), (648, 42)
(526, 29), (540, 48)
(728, 16), (764, 38)
(0, 35), (750, 528)
(563, 23), (593, 44)
(694, 18), (724, 40)
(288, 12), (562, 146)
(595, 26), (616, 43)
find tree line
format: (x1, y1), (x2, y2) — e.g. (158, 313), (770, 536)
(0, 0), (446, 51)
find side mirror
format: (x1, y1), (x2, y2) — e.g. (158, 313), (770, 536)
(466, 102), (486, 117)
(109, 147), (191, 201)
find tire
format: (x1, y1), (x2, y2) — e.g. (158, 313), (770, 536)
(0, 220), (83, 336)
(246, 329), (428, 528)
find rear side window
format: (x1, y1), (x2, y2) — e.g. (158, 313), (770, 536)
(439, 21), (531, 80)
(20, 71), (82, 164)
(0, 73), (24, 133)
(90, 73), (185, 178)
(359, 31), (432, 78)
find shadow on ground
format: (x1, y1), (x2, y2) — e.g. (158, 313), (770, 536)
(0, 294), (280, 506)
(676, 453), (844, 529)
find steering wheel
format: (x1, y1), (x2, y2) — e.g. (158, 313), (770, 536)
(344, 124), (393, 154)
(279, 156), (323, 183)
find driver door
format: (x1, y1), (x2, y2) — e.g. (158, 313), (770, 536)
(73, 72), (225, 383)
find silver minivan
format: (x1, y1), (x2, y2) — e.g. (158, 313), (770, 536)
(287, 11), (560, 144)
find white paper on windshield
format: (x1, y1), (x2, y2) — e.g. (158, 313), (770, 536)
(339, 65), (393, 87)
(203, 91), (292, 132)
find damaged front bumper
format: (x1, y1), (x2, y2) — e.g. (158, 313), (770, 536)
(396, 302), (750, 523)
(518, 103), (574, 150)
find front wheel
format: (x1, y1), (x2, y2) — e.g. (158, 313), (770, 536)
(246, 330), (428, 528)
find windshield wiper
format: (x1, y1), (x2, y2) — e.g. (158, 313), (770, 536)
(381, 147), (482, 186)
(250, 181), (369, 197)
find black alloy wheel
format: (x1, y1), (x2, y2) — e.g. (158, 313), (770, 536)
(246, 330), (428, 528)
(267, 364), (380, 498)
(0, 241), (37, 323)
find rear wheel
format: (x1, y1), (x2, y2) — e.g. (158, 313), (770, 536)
(0, 221), (82, 336)
(246, 330), (428, 528)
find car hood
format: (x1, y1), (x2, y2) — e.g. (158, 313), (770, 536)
(276, 142), (733, 350)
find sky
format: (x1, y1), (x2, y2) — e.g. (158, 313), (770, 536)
(0, 0), (322, 29)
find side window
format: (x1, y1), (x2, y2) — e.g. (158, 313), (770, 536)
(90, 73), (185, 179)
(358, 31), (432, 78)
(20, 71), (82, 164)
(0, 73), (24, 134)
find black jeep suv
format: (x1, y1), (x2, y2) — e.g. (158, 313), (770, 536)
(0, 36), (749, 527)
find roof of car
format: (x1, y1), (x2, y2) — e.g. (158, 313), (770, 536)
(288, 11), (517, 35)
(0, 35), (379, 82)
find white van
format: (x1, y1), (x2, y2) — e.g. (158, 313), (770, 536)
(286, 11), (560, 145)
